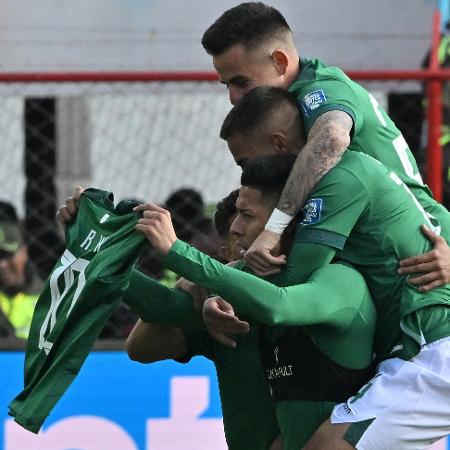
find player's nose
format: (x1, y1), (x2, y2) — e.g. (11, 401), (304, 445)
(229, 216), (242, 236)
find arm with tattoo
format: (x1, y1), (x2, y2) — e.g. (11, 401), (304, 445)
(244, 110), (353, 275)
(277, 109), (352, 215)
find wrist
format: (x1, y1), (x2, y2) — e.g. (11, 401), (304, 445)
(265, 208), (293, 234)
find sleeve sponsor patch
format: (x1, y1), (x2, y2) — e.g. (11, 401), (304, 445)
(300, 198), (323, 225)
(301, 90), (327, 117)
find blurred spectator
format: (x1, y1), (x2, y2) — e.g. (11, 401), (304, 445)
(421, 34), (450, 209)
(165, 188), (221, 260)
(165, 188), (205, 241)
(0, 201), (41, 339)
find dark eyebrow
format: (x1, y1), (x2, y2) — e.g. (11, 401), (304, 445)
(221, 75), (249, 87)
(237, 207), (253, 216)
(228, 75), (249, 85)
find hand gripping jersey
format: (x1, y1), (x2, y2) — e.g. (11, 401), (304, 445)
(9, 189), (146, 433)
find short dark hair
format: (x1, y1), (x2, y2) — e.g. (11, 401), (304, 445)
(202, 2), (291, 56)
(214, 189), (239, 239)
(240, 153), (296, 195)
(220, 86), (303, 141)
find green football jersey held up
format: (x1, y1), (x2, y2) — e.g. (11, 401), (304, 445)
(9, 189), (146, 433)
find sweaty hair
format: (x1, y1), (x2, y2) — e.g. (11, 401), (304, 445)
(240, 153), (296, 195)
(241, 154), (299, 255)
(214, 189), (239, 239)
(220, 86), (304, 142)
(202, 2), (291, 56)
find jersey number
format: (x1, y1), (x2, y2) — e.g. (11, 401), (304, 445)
(38, 250), (89, 355)
(369, 93), (424, 185)
(390, 172), (441, 234)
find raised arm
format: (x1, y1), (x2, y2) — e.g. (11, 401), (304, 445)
(244, 110), (353, 275)
(123, 269), (204, 329)
(165, 240), (361, 330)
(126, 319), (187, 363)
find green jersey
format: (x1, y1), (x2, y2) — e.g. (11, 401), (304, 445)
(164, 241), (376, 449)
(123, 269), (280, 450)
(289, 58), (450, 245)
(9, 189), (146, 433)
(293, 151), (450, 361)
(184, 326), (280, 450)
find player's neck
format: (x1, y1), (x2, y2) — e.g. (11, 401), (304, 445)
(285, 58), (300, 87)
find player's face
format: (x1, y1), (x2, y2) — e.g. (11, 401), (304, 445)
(230, 186), (274, 253)
(227, 133), (278, 166)
(213, 44), (284, 105)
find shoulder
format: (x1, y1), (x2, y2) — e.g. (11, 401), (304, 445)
(290, 58), (351, 92)
(335, 151), (386, 179)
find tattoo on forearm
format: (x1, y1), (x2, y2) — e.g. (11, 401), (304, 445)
(277, 110), (353, 216)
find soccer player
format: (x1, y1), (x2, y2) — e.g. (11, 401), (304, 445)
(209, 86), (450, 450)
(59, 188), (281, 450)
(127, 190), (281, 450)
(58, 186), (376, 449)
(201, 1), (450, 287)
(134, 164), (376, 450)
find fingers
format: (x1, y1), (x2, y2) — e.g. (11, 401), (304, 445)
(208, 330), (238, 348)
(203, 297), (250, 338)
(408, 272), (445, 292)
(56, 185), (85, 226)
(420, 224), (444, 243)
(244, 253), (285, 276)
(398, 258), (437, 275)
(134, 203), (169, 215)
(205, 314), (250, 334)
(407, 272), (439, 287)
(245, 252), (286, 266)
(416, 279), (445, 293)
(56, 206), (73, 225)
(73, 185), (85, 200)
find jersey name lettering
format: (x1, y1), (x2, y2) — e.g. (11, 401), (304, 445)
(80, 229), (109, 252)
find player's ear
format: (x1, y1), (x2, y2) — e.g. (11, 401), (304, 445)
(268, 131), (289, 152)
(271, 49), (289, 75)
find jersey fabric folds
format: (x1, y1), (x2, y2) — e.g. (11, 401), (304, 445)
(9, 189), (146, 433)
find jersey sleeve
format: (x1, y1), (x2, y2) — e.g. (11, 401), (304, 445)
(294, 166), (369, 249)
(165, 240), (368, 330)
(292, 78), (363, 137)
(179, 329), (215, 362)
(123, 269), (204, 330)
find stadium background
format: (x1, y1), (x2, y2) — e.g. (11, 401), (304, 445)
(0, 0), (449, 448)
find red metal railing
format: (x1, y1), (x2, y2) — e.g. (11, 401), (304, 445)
(0, 11), (447, 199)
